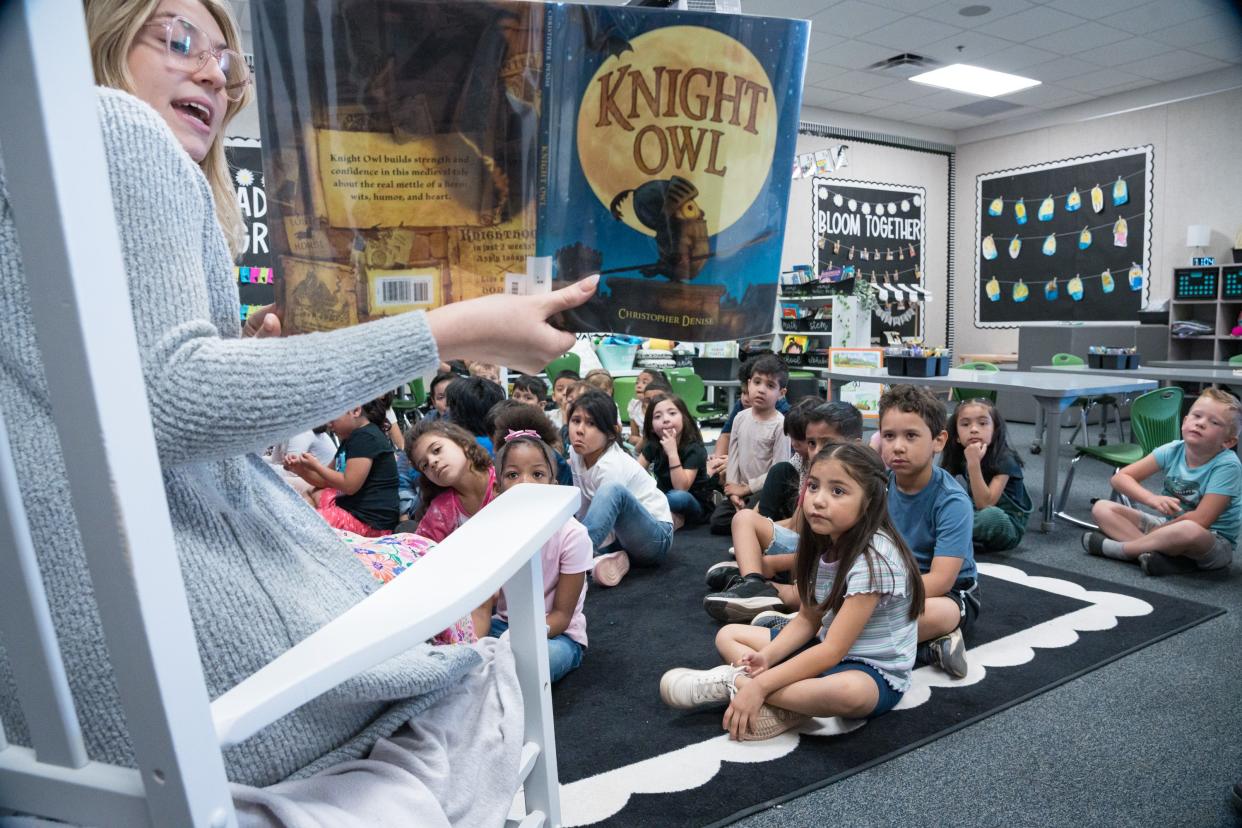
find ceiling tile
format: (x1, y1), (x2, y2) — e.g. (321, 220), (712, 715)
(1091, 78), (1159, 96)
(920, 29), (1010, 64)
(1190, 36), (1242, 64)
(911, 87), (988, 110)
(1146, 13), (1242, 50)
(1040, 0), (1139, 20)
(808, 30), (847, 54)
(816, 69), (904, 93)
(1117, 49), (1229, 81)
(854, 15), (964, 50)
(1058, 66), (1149, 93)
(866, 101), (938, 122)
(918, 0), (1038, 30)
(1021, 57), (1102, 84)
(1081, 36), (1177, 68)
(865, 78), (940, 102)
(1098, 1), (1212, 35)
(804, 59), (851, 84)
(1026, 20), (1132, 55)
(810, 37), (903, 69)
(743, 0), (839, 19)
(910, 110), (987, 128)
(800, 86), (851, 109)
(978, 43), (1061, 72)
(821, 94), (894, 114)
(999, 83), (1092, 108)
(975, 6), (1086, 41)
(865, 0), (943, 12)
(810, 0), (905, 38)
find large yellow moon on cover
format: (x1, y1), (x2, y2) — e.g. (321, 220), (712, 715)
(577, 25), (777, 238)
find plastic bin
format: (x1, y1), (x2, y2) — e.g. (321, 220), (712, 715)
(693, 357), (741, 381)
(1126, 353), (1142, 369)
(886, 356), (907, 376)
(596, 343), (638, 373)
(803, 352), (829, 369)
(1088, 352), (1129, 369)
(904, 356), (940, 377)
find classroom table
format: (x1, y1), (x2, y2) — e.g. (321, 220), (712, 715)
(1148, 359), (1241, 370)
(1032, 363), (1242, 386)
(822, 366), (1158, 532)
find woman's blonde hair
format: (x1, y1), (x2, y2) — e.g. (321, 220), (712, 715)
(85, 0), (252, 258)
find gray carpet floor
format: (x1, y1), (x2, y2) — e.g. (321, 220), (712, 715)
(728, 421), (1241, 828)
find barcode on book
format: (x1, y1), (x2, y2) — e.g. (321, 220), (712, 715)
(374, 276), (431, 307)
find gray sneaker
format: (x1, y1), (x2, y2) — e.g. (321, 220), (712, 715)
(659, 664), (743, 710)
(1081, 531), (1106, 557)
(928, 627), (968, 678)
(750, 610), (797, 632)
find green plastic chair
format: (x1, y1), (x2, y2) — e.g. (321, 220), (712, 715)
(614, 376), (637, 425)
(670, 372), (727, 422)
(1054, 386), (1184, 529)
(391, 377), (427, 428)
(667, 366), (694, 376)
(951, 361), (999, 404)
(544, 353), (581, 380)
(1031, 353), (1122, 454)
(1229, 354), (1242, 366)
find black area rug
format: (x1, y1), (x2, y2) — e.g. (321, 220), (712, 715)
(551, 524), (1224, 827)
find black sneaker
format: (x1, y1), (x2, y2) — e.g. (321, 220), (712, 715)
(1081, 531), (1106, 557)
(703, 576), (782, 623)
(705, 561), (741, 592)
(1138, 551), (1197, 577)
(750, 610), (796, 632)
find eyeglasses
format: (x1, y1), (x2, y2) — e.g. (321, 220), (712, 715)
(143, 15), (250, 101)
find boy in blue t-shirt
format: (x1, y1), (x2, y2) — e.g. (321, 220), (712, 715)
(878, 385), (976, 678)
(1085, 388), (1242, 576)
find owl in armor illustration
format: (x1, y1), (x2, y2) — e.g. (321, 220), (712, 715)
(609, 175), (710, 283)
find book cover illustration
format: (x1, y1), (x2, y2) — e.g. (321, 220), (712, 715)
(252, 1), (807, 340)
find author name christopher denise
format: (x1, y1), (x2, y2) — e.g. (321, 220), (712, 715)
(617, 308), (716, 326)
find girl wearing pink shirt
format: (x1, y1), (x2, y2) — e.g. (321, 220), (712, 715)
(408, 420), (496, 542)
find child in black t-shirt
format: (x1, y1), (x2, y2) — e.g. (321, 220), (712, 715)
(284, 393), (400, 536)
(941, 398), (1032, 552)
(638, 393), (715, 529)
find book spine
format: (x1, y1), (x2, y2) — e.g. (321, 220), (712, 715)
(535, 4), (557, 257)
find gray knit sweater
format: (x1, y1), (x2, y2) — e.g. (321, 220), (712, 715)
(0, 88), (479, 788)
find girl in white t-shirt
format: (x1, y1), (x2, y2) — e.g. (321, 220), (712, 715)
(659, 442), (925, 740)
(568, 390), (673, 588)
(477, 428), (592, 682)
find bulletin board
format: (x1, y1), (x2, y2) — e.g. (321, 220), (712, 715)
(974, 145), (1152, 327)
(813, 178), (926, 340)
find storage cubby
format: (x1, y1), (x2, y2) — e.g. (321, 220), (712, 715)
(1167, 266), (1242, 363)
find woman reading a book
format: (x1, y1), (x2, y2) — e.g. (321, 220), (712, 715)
(0, 0), (596, 818)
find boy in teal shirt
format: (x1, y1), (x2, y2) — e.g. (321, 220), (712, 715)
(1085, 388), (1242, 576)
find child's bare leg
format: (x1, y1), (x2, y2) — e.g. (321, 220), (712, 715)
(1117, 520), (1218, 559)
(1092, 500), (1146, 543)
(918, 596), (960, 642)
(715, 624), (771, 663)
(731, 509), (772, 577)
(745, 671), (878, 719)
(774, 582), (800, 609)
(762, 552), (796, 581)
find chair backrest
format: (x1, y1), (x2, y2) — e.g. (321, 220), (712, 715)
(1130, 387), (1185, 454)
(1230, 354), (1242, 367)
(670, 373), (706, 411)
(951, 361), (999, 403)
(613, 376), (637, 425)
(409, 377), (426, 406)
(666, 366), (694, 376)
(543, 353), (581, 379)
(1052, 353), (1085, 366)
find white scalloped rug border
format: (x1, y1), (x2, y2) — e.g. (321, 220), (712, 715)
(558, 562), (1154, 826)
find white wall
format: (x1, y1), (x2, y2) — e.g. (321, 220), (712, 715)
(952, 86), (1242, 356)
(781, 130), (951, 348)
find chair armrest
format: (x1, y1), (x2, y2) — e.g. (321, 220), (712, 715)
(210, 484), (579, 747)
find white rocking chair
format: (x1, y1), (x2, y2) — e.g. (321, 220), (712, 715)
(0, 3), (569, 825)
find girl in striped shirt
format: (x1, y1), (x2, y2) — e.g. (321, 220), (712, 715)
(660, 442), (925, 740)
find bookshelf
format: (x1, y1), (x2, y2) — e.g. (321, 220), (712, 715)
(1169, 265), (1242, 362)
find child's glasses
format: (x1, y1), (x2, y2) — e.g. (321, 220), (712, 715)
(143, 15), (250, 101)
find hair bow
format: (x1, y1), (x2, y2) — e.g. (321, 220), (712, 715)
(505, 429), (540, 443)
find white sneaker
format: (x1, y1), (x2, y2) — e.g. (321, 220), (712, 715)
(659, 664), (743, 710)
(592, 550), (630, 588)
(741, 704), (810, 741)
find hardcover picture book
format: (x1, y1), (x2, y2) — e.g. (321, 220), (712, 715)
(252, 0), (809, 340)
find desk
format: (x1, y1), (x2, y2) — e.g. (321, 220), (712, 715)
(958, 353), (1018, 365)
(1032, 363), (1242, 386)
(1148, 359), (1240, 370)
(703, 378), (740, 411)
(824, 367), (1157, 532)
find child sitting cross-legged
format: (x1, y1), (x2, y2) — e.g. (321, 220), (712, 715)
(659, 443), (925, 740)
(638, 392), (716, 529)
(704, 401), (864, 623)
(474, 429), (591, 683)
(489, 398), (574, 485)
(941, 398), (1032, 553)
(283, 393), (399, 537)
(1084, 388), (1242, 576)
(878, 384), (977, 679)
(709, 355), (792, 535)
